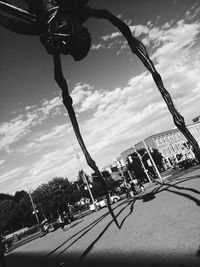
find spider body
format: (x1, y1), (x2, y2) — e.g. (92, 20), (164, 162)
(39, 6), (92, 60)
(36, 0), (91, 59)
(28, 0), (92, 60)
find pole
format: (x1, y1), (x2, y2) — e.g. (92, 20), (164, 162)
(57, 209), (60, 216)
(127, 170), (133, 180)
(119, 167), (124, 178)
(133, 147), (151, 182)
(26, 184), (39, 224)
(69, 136), (98, 211)
(82, 172), (96, 208)
(142, 140), (163, 183)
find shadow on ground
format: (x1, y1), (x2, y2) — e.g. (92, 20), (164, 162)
(149, 175), (200, 206)
(6, 250), (200, 267)
(5, 174), (200, 267)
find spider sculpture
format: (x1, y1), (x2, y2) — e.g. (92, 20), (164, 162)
(1, 0), (200, 227)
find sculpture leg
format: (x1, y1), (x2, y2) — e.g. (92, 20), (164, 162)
(130, 39), (200, 164)
(0, 13), (40, 35)
(53, 54), (120, 229)
(0, 1), (37, 23)
(89, 9), (200, 164)
(0, 1), (40, 35)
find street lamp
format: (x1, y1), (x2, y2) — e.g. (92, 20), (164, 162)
(68, 135), (98, 212)
(26, 184), (39, 224)
(142, 140), (163, 183)
(133, 146), (151, 183)
(81, 171), (98, 211)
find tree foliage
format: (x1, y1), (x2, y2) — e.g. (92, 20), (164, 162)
(0, 148), (163, 234)
(32, 177), (76, 219)
(14, 190), (33, 227)
(126, 148), (164, 182)
(0, 177), (78, 233)
(0, 199), (21, 233)
(0, 191), (34, 234)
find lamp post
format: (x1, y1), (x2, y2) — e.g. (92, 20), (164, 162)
(82, 172), (96, 209)
(26, 184), (39, 224)
(142, 140), (163, 183)
(133, 146), (151, 183)
(69, 135), (98, 212)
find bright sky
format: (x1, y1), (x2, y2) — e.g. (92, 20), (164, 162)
(0, 0), (200, 194)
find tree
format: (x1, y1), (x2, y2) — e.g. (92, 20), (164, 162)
(14, 190), (33, 227)
(149, 148), (164, 171)
(126, 151), (147, 183)
(0, 190), (37, 234)
(0, 193), (13, 202)
(90, 174), (107, 199)
(32, 177), (75, 219)
(0, 200), (21, 233)
(126, 148), (164, 182)
(76, 171), (93, 199)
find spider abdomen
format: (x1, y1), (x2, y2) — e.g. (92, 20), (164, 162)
(40, 8), (91, 60)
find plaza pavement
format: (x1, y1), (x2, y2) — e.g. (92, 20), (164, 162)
(5, 168), (200, 267)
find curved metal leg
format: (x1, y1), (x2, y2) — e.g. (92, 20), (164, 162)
(130, 39), (200, 164)
(53, 54), (120, 229)
(89, 8), (200, 164)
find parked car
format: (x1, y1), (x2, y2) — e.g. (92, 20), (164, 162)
(89, 195), (120, 211)
(63, 211), (75, 224)
(177, 159), (197, 170)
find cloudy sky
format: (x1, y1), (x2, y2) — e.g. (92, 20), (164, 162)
(0, 0), (200, 194)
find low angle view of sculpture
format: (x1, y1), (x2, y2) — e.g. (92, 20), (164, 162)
(0, 0), (200, 231)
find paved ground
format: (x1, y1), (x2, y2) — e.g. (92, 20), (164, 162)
(5, 169), (200, 267)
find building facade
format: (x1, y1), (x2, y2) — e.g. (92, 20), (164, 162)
(135, 121), (200, 167)
(102, 120), (200, 172)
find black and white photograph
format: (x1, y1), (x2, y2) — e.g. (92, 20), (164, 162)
(0, 1), (200, 267)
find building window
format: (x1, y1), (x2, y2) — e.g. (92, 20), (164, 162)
(174, 144), (179, 151)
(161, 137), (165, 144)
(170, 146), (175, 152)
(174, 133), (179, 140)
(178, 132), (182, 139)
(167, 136), (171, 142)
(155, 139), (160, 146)
(163, 148), (167, 156)
(167, 147), (171, 154)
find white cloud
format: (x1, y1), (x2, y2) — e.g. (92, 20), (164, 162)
(28, 150), (67, 177)
(24, 149), (81, 189)
(91, 44), (105, 50)
(102, 31), (122, 41)
(152, 20), (200, 68)
(185, 2), (200, 20)
(40, 96), (62, 116)
(0, 96), (63, 152)
(0, 160), (5, 165)
(36, 124), (68, 142)
(71, 83), (93, 106)
(0, 167), (26, 184)
(78, 91), (102, 113)
(0, 113), (38, 152)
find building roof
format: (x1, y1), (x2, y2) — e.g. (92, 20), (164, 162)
(143, 121), (200, 140)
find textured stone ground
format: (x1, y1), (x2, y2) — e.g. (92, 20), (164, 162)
(5, 168), (200, 267)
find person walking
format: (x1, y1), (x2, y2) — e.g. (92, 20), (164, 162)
(63, 212), (71, 231)
(124, 182), (131, 198)
(57, 215), (65, 230)
(129, 180), (138, 196)
(137, 178), (145, 192)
